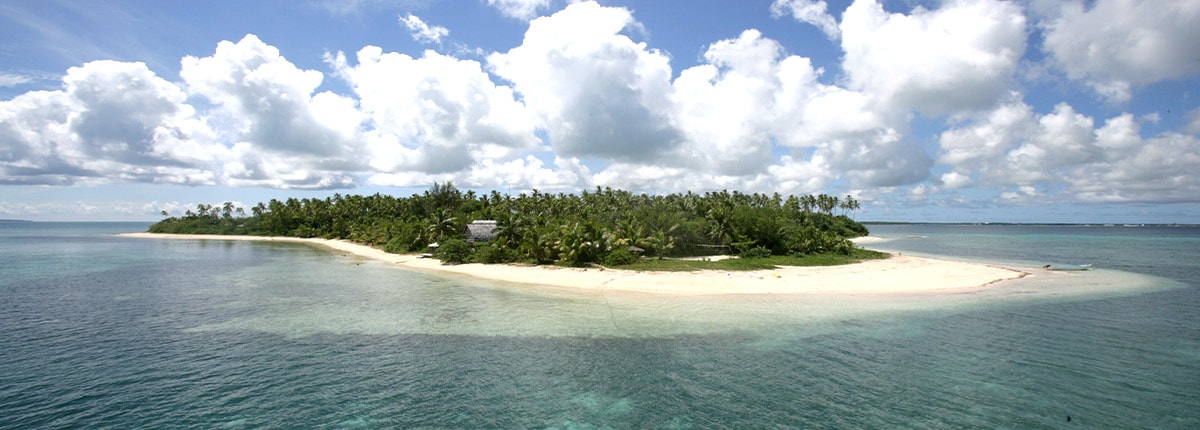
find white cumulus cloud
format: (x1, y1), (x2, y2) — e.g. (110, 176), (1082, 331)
(672, 30), (783, 176)
(5, 0), (1200, 215)
(0, 60), (223, 186)
(488, 1), (682, 163)
(840, 0), (1026, 115)
(939, 98), (1200, 203)
(329, 45), (539, 179)
(672, 28), (932, 188)
(1040, 0), (1200, 103)
(180, 34), (365, 189)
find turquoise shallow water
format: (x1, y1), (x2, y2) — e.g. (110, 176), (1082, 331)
(1, 222), (1197, 428)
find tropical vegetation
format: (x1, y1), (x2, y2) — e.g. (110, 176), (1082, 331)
(148, 184), (880, 267)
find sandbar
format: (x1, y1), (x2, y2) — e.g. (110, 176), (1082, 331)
(119, 232), (1029, 295)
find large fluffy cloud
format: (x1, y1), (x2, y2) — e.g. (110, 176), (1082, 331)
(671, 29), (929, 187)
(1041, 0), (1200, 103)
(939, 99), (1200, 203)
(671, 30), (783, 176)
(487, 0), (1004, 191)
(0, 60), (223, 185)
(819, 130), (933, 188)
(714, 0), (1026, 192)
(4, 0), (1200, 216)
(180, 34), (364, 189)
(840, 0), (1026, 115)
(330, 45), (539, 180)
(487, 1), (683, 162)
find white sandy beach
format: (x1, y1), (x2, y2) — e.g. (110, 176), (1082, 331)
(119, 233), (1028, 295)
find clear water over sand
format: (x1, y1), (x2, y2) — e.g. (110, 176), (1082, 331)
(2, 222), (1197, 427)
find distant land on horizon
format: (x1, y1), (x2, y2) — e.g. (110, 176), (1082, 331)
(861, 221), (1199, 227)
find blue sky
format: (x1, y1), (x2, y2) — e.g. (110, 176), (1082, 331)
(2, 0), (1199, 223)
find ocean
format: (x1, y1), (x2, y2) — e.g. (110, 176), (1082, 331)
(1, 222), (1197, 428)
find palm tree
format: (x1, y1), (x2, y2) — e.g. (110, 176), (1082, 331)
(800, 195), (816, 213)
(493, 210), (529, 249)
(555, 221), (600, 265)
(607, 217), (647, 250)
(518, 225), (556, 264)
(816, 194), (839, 215)
(644, 224), (679, 259)
(842, 195), (861, 218)
(427, 209), (458, 242)
(705, 207), (734, 246)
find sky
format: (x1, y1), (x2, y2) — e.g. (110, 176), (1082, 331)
(2, 0), (1199, 223)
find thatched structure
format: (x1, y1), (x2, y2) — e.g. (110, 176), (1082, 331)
(465, 220), (498, 243)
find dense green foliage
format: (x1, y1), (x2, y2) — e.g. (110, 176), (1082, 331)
(149, 184), (872, 267)
(434, 239), (473, 265)
(740, 246), (773, 259)
(614, 248), (890, 272)
(602, 249), (640, 266)
(472, 243), (517, 265)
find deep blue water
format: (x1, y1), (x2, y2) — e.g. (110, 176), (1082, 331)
(1, 222), (1197, 428)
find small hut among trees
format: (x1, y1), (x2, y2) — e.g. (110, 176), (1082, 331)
(465, 220), (498, 243)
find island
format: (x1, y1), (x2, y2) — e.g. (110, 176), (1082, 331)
(128, 184), (1029, 294)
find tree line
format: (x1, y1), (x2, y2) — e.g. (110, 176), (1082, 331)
(149, 184), (869, 266)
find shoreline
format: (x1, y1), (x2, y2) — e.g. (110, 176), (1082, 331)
(119, 232), (1029, 295)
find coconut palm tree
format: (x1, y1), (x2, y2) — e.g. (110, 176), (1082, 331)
(644, 224), (679, 259)
(841, 195), (861, 218)
(427, 209), (459, 242)
(555, 220), (605, 266)
(705, 207), (735, 247)
(519, 225), (556, 264)
(607, 217), (647, 250)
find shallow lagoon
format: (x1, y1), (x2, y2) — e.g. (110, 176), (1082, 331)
(1, 223), (1197, 427)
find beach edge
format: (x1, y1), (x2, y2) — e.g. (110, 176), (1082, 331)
(118, 232), (1029, 295)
